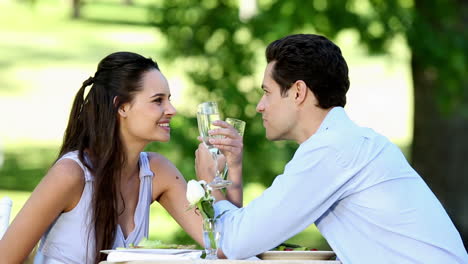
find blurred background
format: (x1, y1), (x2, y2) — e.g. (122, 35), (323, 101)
(0, 0), (466, 259)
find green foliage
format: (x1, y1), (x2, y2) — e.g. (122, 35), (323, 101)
(407, 0), (467, 115)
(0, 147), (58, 191)
(249, 0), (467, 114)
(148, 0), (300, 187)
(147, 0), (466, 189)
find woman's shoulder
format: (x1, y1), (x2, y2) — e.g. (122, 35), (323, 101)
(39, 157), (86, 212)
(146, 152), (173, 166)
(47, 157), (86, 187)
(145, 152), (180, 176)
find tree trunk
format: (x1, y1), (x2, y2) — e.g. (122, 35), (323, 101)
(411, 56), (468, 249)
(72, 0), (80, 19)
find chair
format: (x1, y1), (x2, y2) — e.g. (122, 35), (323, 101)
(0, 196), (12, 239)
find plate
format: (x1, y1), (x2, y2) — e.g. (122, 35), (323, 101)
(258, 251), (336, 260)
(100, 248), (199, 255)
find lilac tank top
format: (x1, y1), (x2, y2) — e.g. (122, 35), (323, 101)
(34, 151), (154, 264)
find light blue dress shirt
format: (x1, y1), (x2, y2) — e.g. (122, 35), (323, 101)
(214, 107), (468, 263)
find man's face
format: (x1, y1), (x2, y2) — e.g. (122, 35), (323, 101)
(256, 62), (296, 141)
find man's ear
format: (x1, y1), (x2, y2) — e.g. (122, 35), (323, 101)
(293, 80), (308, 105)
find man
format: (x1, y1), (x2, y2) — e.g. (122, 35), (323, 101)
(195, 34), (468, 263)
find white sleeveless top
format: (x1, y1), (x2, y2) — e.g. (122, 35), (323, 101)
(34, 151), (154, 264)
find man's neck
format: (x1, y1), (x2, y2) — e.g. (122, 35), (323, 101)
(294, 106), (332, 144)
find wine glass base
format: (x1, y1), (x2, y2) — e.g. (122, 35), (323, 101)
(208, 180), (232, 189)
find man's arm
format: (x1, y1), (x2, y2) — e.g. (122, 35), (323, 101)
(214, 145), (354, 259)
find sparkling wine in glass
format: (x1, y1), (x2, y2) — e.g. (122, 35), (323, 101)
(197, 102), (231, 188)
(221, 118), (246, 181)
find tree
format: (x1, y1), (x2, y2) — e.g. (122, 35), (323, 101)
(149, 0), (468, 247)
(409, 0), (467, 249)
(72, 0), (81, 19)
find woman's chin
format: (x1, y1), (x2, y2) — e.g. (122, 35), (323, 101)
(158, 136), (171, 142)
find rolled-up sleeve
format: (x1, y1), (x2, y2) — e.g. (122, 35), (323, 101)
(214, 200), (238, 216)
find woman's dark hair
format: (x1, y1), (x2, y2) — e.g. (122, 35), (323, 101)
(265, 34), (350, 108)
(58, 51), (159, 263)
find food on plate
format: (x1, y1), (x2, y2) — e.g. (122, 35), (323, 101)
(138, 238), (197, 249)
(273, 242), (318, 251)
(117, 238), (197, 249)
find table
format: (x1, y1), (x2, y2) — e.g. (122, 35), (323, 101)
(100, 260), (341, 264)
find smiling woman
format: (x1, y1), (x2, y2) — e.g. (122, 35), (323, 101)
(0, 52), (241, 264)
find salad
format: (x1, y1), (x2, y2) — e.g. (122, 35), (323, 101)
(120, 238), (197, 249)
(273, 242), (318, 251)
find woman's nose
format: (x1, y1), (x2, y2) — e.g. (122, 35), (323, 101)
(256, 96), (265, 113)
(166, 102), (177, 116)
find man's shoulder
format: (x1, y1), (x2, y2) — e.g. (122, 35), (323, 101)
(296, 126), (389, 166)
(299, 127), (365, 151)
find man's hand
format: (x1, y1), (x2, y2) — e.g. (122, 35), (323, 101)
(208, 120), (243, 171)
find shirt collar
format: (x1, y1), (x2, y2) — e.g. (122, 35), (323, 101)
(317, 106), (348, 133)
(300, 106), (349, 146)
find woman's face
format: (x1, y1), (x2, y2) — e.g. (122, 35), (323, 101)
(119, 69), (177, 146)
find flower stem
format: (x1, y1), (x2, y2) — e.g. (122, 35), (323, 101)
(197, 202), (217, 253)
(207, 221), (216, 250)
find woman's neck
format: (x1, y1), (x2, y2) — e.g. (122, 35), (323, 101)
(121, 150), (141, 182)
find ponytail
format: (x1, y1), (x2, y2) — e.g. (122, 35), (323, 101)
(58, 76), (94, 159)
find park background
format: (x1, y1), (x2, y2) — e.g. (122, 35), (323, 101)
(0, 0), (466, 261)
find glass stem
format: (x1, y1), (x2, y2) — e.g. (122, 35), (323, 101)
(211, 151), (219, 178)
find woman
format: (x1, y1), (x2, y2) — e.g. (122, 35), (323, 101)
(0, 52), (237, 263)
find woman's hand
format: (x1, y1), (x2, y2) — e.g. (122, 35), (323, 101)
(195, 142), (216, 183)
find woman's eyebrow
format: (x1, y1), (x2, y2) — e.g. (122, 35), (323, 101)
(150, 93), (167, 98)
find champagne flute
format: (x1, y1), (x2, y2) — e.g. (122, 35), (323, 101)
(197, 102), (231, 188)
(221, 118), (246, 181)
(225, 118), (246, 137)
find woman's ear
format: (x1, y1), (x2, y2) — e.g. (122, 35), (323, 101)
(294, 80), (308, 105)
(114, 96), (128, 118)
(118, 106), (128, 118)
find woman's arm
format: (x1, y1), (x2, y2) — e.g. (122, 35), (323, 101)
(148, 153), (204, 246)
(0, 159), (85, 263)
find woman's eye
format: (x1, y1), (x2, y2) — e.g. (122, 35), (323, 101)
(153, 98), (163, 104)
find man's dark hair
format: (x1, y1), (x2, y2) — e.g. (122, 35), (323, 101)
(266, 34), (350, 108)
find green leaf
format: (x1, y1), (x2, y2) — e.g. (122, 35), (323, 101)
(201, 200), (215, 219)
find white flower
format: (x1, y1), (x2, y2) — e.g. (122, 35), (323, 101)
(198, 180), (207, 186)
(187, 180), (206, 205)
